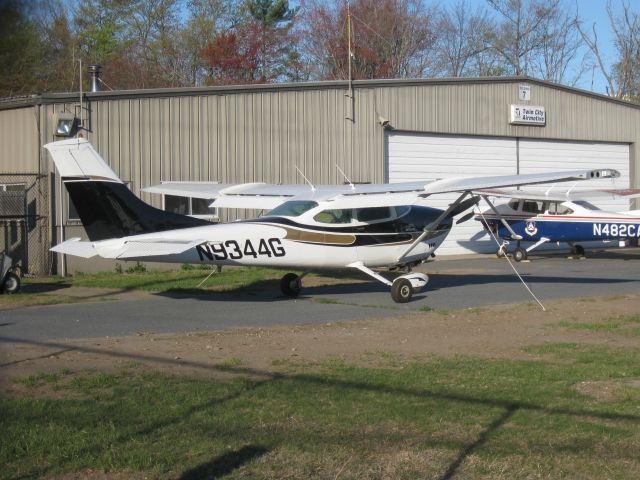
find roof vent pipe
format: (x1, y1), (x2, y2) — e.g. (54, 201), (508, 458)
(89, 64), (102, 92)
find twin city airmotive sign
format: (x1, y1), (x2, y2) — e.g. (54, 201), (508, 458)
(510, 104), (546, 126)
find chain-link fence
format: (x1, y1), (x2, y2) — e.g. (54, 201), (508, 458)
(0, 174), (51, 276)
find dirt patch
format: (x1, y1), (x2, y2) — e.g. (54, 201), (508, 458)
(2, 293), (640, 393)
(45, 470), (147, 480)
(574, 378), (640, 401)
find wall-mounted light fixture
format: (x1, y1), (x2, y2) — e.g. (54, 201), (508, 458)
(377, 115), (391, 129)
(54, 111), (78, 137)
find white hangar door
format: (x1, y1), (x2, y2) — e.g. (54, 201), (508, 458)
(518, 139), (631, 211)
(386, 132), (517, 255)
(386, 133), (631, 256)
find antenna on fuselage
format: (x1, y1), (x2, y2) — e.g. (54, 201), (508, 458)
(336, 164), (355, 190)
(295, 166), (316, 192)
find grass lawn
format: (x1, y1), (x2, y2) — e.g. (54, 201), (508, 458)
(3, 343), (640, 479)
(23, 266), (287, 292)
(21, 266), (362, 294)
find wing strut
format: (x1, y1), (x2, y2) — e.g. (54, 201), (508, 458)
(397, 191), (470, 263)
(480, 195), (523, 240)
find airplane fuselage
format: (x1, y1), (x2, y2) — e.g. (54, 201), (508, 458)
(104, 206), (451, 269)
(478, 200), (640, 244)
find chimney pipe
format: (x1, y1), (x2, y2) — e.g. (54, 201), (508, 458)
(89, 64), (102, 92)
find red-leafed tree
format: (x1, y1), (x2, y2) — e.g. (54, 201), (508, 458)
(202, 0), (301, 85)
(300, 0), (437, 80)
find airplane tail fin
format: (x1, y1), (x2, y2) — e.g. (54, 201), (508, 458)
(44, 139), (208, 242)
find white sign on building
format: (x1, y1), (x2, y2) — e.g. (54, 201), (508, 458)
(510, 105), (546, 125)
(519, 84), (531, 101)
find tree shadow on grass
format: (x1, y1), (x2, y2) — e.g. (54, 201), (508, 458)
(179, 445), (269, 480)
(3, 336), (640, 479)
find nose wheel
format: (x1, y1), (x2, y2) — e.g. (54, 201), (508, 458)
(280, 272), (302, 297)
(391, 277), (413, 303)
(390, 273), (429, 303)
(571, 244), (585, 257)
(513, 247), (528, 262)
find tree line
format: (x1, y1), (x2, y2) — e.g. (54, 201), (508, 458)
(0, 0), (638, 101)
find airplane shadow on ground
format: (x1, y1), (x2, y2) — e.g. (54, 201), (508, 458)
(2, 335), (639, 480)
(153, 271), (639, 304)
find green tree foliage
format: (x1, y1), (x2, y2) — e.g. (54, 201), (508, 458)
(0, 0), (43, 96)
(0, 0), (638, 97)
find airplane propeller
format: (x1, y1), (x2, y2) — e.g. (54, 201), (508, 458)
(446, 196), (480, 220)
(456, 211), (475, 224)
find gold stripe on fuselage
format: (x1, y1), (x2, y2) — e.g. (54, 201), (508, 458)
(282, 227), (356, 245)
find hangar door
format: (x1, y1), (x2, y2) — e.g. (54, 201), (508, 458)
(386, 132), (630, 255)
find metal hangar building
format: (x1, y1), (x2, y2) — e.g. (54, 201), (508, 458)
(1, 76), (639, 274)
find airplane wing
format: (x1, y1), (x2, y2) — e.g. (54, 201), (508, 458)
(144, 169), (619, 209)
(143, 181), (431, 209)
(474, 187), (640, 202)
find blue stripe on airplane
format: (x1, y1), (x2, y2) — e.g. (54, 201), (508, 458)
(494, 219), (640, 242)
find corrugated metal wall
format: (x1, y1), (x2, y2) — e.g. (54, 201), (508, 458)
(0, 106), (40, 173)
(1, 77), (639, 273)
(27, 79), (640, 197)
(61, 81), (640, 201)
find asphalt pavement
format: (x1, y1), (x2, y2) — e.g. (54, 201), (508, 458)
(2, 249), (639, 343)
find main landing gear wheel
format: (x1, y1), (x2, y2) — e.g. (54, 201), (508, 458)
(391, 277), (413, 303)
(513, 247), (527, 262)
(280, 272), (301, 298)
(2, 272), (20, 294)
(571, 245), (585, 256)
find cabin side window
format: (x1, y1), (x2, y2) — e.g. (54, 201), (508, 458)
(355, 206), (393, 222)
(508, 199), (521, 211)
(548, 202), (573, 215)
(313, 209), (353, 224)
(521, 200), (546, 214)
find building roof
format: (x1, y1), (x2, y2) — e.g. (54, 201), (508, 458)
(1, 76), (639, 111)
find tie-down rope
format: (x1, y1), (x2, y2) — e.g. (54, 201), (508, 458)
(474, 198), (546, 311)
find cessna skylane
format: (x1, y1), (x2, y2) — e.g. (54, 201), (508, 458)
(475, 188), (640, 261)
(46, 138), (621, 302)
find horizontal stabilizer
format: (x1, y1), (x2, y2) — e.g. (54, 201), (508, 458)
(50, 238), (98, 258)
(93, 238), (206, 259)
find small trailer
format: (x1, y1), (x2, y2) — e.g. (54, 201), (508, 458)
(0, 253), (20, 294)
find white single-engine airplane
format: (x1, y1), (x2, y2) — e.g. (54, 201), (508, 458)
(475, 188), (640, 262)
(46, 138), (621, 302)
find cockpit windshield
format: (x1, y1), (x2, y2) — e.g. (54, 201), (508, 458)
(573, 200), (599, 210)
(266, 200), (319, 217)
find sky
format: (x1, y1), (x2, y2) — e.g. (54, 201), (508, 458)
(573, 0), (626, 93)
(463, 0), (632, 94)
